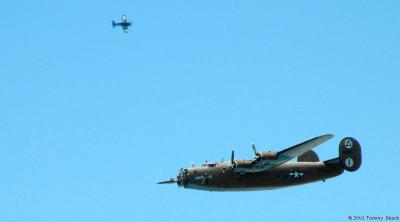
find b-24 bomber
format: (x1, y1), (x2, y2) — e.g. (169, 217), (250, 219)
(158, 134), (362, 191)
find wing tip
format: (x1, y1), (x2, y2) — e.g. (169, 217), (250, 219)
(320, 133), (334, 140)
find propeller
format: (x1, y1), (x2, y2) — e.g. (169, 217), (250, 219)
(252, 143), (257, 155)
(231, 150), (235, 164)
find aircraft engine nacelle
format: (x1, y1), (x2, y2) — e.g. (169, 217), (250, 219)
(232, 160), (255, 173)
(256, 151), (278, 160)
(339, 137), (362, 172)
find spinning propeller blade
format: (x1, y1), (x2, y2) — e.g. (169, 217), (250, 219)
(252, 143), (257, 155)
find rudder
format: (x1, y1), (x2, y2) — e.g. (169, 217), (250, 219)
(339, 137), (362, 172)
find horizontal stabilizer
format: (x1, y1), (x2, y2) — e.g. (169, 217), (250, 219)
(323, 157), (340, 165)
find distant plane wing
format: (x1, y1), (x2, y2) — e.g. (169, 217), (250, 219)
(122, 25), (128, 33)
(122, 15), (127, 22)
(252, 134), (333, 171)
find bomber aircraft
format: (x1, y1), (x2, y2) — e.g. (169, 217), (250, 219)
(158, 134), (362, 191)
(112, 15), (131, 33)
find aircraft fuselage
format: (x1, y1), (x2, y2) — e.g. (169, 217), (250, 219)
(114, 22), (131, 26)
(178, 161), (343, 191)
(159, 136), (361, 191)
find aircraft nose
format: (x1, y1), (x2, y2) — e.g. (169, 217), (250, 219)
(177, 168), (189, 186)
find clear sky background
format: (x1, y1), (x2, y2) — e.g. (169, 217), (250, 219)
(1, 1), (399, 222)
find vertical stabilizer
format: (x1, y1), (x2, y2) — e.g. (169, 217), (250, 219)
(339, 137), (362, 171)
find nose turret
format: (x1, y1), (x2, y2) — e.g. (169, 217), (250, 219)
(177, 168), (189, 186)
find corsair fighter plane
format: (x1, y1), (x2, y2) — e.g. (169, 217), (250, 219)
(158, 134), (362, 191)
(112, 15), (131, 33)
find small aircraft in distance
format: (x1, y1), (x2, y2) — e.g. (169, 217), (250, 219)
(158, 134), (362, 191)
(112, 15), (131, 33)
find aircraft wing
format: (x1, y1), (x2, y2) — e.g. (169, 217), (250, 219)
(122, 25), (129, 33)
(252, 134), (333, 171)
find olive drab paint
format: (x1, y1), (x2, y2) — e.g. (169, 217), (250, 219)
(158, 134), (362, 191)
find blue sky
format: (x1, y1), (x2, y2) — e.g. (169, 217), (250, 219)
(1, 1), (399, 221)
